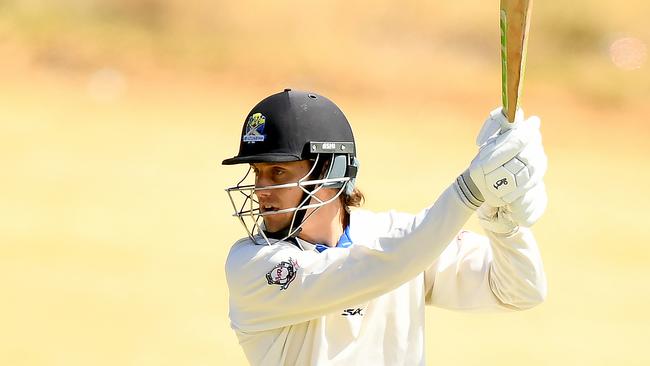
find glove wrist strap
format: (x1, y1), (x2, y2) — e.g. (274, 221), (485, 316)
(454, 169), (485, 210)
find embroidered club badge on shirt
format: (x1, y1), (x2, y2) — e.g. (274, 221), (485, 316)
(266, 259), (297, 290)
(242, 112), (266, 143)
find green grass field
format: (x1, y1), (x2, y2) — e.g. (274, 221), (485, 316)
(1, 1), (649, 365)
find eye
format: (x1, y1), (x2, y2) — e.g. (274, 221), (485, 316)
(272, 167), (286, 176)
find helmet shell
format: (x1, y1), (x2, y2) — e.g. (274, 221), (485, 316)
(222, 89), (355, 165)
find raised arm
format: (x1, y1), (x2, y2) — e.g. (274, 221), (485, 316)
(425, 228), (546, 311)
(226, 184), (473, 332)
(427, 108), (549, 311)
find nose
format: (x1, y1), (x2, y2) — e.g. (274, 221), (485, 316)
(254, 175), (273, 199)
(254, 186), (271, 199)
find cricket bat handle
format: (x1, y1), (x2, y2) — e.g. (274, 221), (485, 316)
(500, 0), (533, 123)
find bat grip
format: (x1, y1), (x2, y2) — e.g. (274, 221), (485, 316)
(501, 107), (516, 124)
(500, 107), (520, 132)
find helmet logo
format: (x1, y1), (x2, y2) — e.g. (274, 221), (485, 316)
(243, 112), (267, 143)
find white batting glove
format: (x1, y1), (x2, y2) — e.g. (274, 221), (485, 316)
(477, 181), (548, 234)
(455, 107), (548, 231)
(471, 108), (546, 206)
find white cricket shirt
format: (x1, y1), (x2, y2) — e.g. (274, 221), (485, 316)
(225, 185), (547, 365)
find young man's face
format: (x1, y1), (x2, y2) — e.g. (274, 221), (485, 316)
(251, 161), (312, 233)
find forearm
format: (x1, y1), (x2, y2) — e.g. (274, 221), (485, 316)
(486, 227), (547, 309)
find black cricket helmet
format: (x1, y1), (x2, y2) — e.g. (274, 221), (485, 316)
(223, 89), (359, 245)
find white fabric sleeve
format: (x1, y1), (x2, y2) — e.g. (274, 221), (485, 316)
(226, 184), (474, 332)
(424, 227), (547, 311)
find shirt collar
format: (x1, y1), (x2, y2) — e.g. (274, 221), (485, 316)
(314, 225), (352, 253)
(292, 210), (365, 252)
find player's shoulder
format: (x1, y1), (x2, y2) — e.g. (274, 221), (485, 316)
(225, 237), (301, 294)
(227, 236), (299, 263)
(349, 208), (417, 239)
(350, 207), (415, 224)
(226, 237), (300, 274)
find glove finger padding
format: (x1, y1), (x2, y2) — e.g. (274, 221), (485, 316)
(477, 204), (518, 235)
(509, 182), (548, 227)
(476, 118), (539, 173)
(469, 113), (544, 207)
(476, 107), (525, 146)
(502, 138), (548, 203)
(477, 182), (546, 235)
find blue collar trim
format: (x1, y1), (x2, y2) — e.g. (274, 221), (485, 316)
(314, 226), (352, 253)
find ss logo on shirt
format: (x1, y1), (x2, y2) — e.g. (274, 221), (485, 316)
(341, 308), (364, 316)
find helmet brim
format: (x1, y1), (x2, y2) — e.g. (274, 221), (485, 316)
(221, 153), (302, 165)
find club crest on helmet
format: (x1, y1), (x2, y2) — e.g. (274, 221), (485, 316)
(243, 112), (266, 143)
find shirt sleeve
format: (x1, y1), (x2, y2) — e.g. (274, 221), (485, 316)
(226, 184), (474, 332)
(424, 227), (547, 311)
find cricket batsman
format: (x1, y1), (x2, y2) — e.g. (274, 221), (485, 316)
(222, 89), (547, 365)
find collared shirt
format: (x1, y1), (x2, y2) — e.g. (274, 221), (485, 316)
(225, 184), (547, 366)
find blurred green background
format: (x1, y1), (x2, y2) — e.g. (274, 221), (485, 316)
(1, 1), (649, 365)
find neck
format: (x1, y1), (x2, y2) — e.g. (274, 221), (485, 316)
(298, 202), (347, 247)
